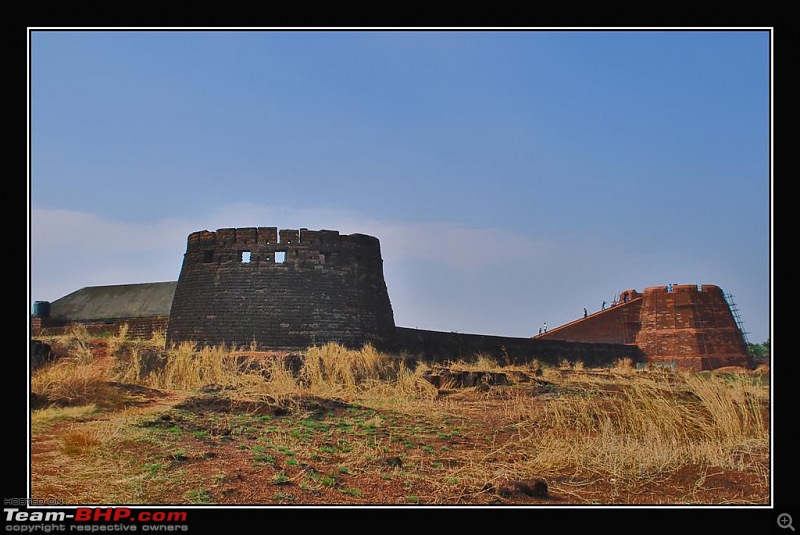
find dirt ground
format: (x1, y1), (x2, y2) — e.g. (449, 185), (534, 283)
(29, 342), (770, 507)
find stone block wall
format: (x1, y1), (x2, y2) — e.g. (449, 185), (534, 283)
(166, 227), (396, 350)
(394, 327), (644, 367)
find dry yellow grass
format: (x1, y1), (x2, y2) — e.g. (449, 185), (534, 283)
(302, 343), (395, 392)
(510, 368), (768, 478)
(614, 357), (636, 374)
(30, 334), (769, 502)
(32, 356), (122, 409)
(107, 339), (438, 405)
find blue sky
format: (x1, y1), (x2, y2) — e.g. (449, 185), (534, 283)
(28, 28), (772, 344)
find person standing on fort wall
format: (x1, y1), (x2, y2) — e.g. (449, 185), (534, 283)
(584, 308), (588, 318)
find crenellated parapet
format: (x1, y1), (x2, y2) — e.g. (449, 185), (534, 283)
(182, 227), (382, 267)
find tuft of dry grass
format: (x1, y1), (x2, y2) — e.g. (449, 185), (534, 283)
(363, 362), (439, 402)
(61, 428), (101, 456)
(613, 357), (636, 375)
(32, 357), (123, 409)
(149, 328), (167, 349)
(60, 419), (125, 456)
(302, 343), (394, 393)
(111, 344), (144, 385)
(526, 359), (543, 375)
(105, 323), (129, 355)
(143, 342), (236, 391)
(473, 354), (500, 371)
(240, 356), (301, 404)
(447, 353), (502, 372)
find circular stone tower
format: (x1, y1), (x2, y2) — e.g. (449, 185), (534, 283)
(166, 227), (396, 350)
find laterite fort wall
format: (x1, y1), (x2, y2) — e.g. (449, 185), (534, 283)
(635, 284), (750, 370)
(537, 285), (750, 370)
(166, 227), (396, 350)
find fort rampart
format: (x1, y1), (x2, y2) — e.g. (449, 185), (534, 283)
(31, 227), (751, 371)
(394, 327), (644, 367)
